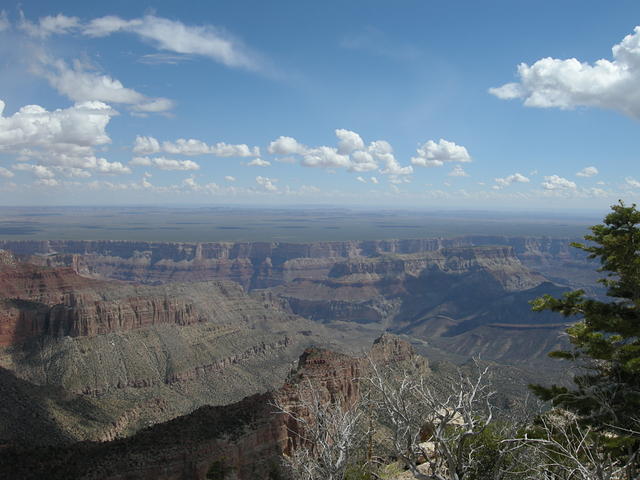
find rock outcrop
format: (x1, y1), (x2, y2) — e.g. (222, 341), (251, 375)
(0, 256), (364, 444)
(0, 335), (421, 480)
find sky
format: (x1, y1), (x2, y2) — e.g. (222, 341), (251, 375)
(0, 1), (640, 210)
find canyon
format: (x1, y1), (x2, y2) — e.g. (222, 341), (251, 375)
(0, 235), (595, 292)
(0, 234), (593, 463)
(0, 334), (422, 480)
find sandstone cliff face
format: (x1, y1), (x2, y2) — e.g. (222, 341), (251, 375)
(269, 245), (572, 365)
(0, 236), (588, 290)
(0, 257), (291, 346)
(0, 257), (357, 444)
(0, 335), (421, 480)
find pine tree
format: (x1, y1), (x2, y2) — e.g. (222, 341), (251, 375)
(530, 201), (640, 433)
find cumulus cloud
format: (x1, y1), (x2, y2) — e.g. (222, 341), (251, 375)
(302, 146), (350, 168)
(132, 136), (161, 155)
(130, 156), (200, 171)
(576, 166), (599, 177)
(13, 163), (55, 178)
(247, 158), (271, 167)
(256, 175), (278, 192)
(268, 136), (307, 155)
(210, 142), (259, 157)
(19, 13), (80, 38)
(541, 175), (577, 190)
(370, 176), (379, 184)
(356, 176), (367, 183)
(411, 139), (471, 167)
(161, 138), (212, 156)
(267, 130), (414, 176)
(349, 150), (378, 172)
(36, 58), (174, 113)
(133, 135), (258, 157)
(0, 100), (116, 173)
(448, 165), (469, 177)
(369, 140), (413, 175)
(336, 128), (365, 154)
(493, 172), (530, 189)
(94, 158), (131, 175)
(490, 26), (640, 118)
(0, 166), (14, 178)
(83, 15), (258, 70)
(224, 175), (236, 182)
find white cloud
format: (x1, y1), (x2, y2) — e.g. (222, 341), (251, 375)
(133, 135), (258, 157)
(13, 163), (55, 178)
(162, 138), (211, 156)
(0, 100), (115, 170)
(83, 15), (257, 70)
(448, 165), (469, 177)
(267, 131), (413, 176)
(268, 136), (307, 155)
(131, 98), (175, 113)
(490, 26), (640, 118)
(36, 58), (173, 113)
(541, 175), (577, 190)
(55, 167), (92, 178)
(356, 176), (367, 183)
(0, 166), (14, 178)
(336, 128), (365, 154)
(133, 136), (161, 155)
(34, 178), (59, 187)
(210, 142), (259, 157)
(224, 175), (236, 182)
(576, 166), (599, 177)
(256, 175), (278, 192)
(370, 140), (413, 175)
(20, 13), (79, 38)
(349, 150), (378, 172)
(411, 139), (471, 167)
(130, 156), (200, 171)
(247, 158), (271, 167)
(302, 146), (350, 168)
(493, 172), (530, 189)
(95, 158), (131, 175)
(625, 177), (640, 188)
(370, 176), (379, 184)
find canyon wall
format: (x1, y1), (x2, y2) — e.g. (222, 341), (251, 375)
(0, 335), (421, 480)
(0, 236), (587, 290)
(0, 255), (360, 444)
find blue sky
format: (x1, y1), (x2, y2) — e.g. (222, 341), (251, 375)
(0, 1), (639, 210)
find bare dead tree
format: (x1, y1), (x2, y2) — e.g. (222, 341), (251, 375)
(363, 357), (513, 480)
(510, 410), (640, 480)
(274, 378), (367, 480)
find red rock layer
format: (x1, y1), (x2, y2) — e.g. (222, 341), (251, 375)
(0, 335), (419, 480)
(0, 259), (260, 346)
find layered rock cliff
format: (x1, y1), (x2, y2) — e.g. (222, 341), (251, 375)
(0, 255), (371, 444)
(0, 335), (422, 480)
(0, 236), (591, 291)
